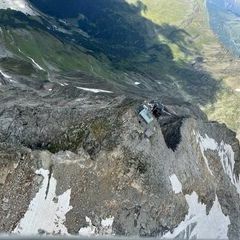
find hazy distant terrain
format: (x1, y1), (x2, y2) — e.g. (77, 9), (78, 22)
(208, 0), (240, 57)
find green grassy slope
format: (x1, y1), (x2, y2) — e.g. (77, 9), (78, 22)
(127, 0), (240, 137)
(0, 10), (114, 80)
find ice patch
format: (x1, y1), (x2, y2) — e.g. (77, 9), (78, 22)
(235, 89), (240, 92)
(162, 192), (230, 239)
(0, 0), (36, 15)
(76, 87), (113, 93)
(13, 168), (72, 235)
(169, 174), (182, 194)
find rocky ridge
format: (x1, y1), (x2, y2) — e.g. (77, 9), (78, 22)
(0, 92), (239, 239)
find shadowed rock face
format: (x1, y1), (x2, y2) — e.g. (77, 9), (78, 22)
(0, 93), (240, 239)
(158, 116), (184, 151)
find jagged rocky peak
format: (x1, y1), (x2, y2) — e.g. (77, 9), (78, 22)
(0, 97), (240, 239)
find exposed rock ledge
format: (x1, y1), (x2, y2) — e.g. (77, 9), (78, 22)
(0, 96), (240, 239)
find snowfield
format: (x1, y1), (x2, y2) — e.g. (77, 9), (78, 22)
(0, 0), (36, 15)
(165, 135), (239, 239)
(163, 191), (230, 239)
(13, 168), (114, 236)
(14, 169), (72, 235)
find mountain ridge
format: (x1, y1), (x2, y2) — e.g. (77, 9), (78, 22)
(0, 0), (240, 239)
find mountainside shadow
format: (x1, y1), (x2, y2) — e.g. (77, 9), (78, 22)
(25, 0), (221, 105)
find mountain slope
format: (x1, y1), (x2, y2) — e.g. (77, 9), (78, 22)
(0, 95), (240, 239)
(7, 0), (237, 137)
(0, 0), (222, 104)
(0, 0), (240, 239)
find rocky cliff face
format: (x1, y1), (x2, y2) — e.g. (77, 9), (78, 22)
(0, 91), (240, 239)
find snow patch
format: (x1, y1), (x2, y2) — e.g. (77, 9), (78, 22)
(79, 216), (114, 236)
(79, 217), (96, 236)
(101, 217), (114, 228)
(76, 87), (113, 93)
(162, 192), (230, 239)
(169, 174), (182, 194)
(13, 168), (72, 235)
(134, 82), (141, 85)
(0, 0), (36, 15)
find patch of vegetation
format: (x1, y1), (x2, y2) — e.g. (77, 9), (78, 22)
(122, 146), (149, 175)
(90, 118), (111, 143)
(205, 90), (240, 134)
(46, 125), (86, 153)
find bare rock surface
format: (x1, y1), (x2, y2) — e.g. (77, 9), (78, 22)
(0, 90), (239, 239)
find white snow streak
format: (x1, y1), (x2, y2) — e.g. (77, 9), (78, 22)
(59, 83), (69, 87)
(76, 87), (113, 93)
(28, 57), (45, 71)
(18, 48), (45, 71)
(169, 174), (182, 194)
(0, 69), (11, 79)
(163, 192), (230, 239)
(0, 69), (17, 83)
(197, 133), (215, 176)
(14, 169), (72, 235)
